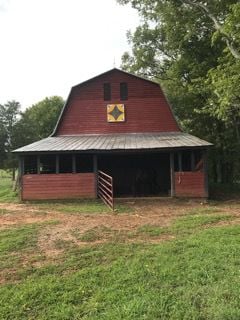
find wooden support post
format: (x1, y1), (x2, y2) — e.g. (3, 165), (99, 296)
(19, 155), (24, 176)
(72, 154), (76, 173)
(203, 150), (209, 198)
(56, 155), (59, 174)
(178, 152), (182, 172)
(170, 152), (175, 197)
(93, 155), (98, 198)
(191, 151), (195, 171)
(17, 156), (24, 200)
(18, 155), (23, 180)
(37, 155), (40, 174)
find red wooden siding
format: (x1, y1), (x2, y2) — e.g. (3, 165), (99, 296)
(22, 173), (96, 200)
(56, 69), (180, 135)
(175, 172), (206, 198)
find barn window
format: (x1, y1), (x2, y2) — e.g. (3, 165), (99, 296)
(120, 82), (128, 100)
(174, 151), (192, 172)
(24, 155), (37, 174)
(182, 151), (192, 171)
(76, 154), (93, 173)
(194, 150), (204, 171)
(103, 83), (111, 101)
(40, 155), (56, 174)
(174, 153), (179, 172)
(59, 154), (73, 173)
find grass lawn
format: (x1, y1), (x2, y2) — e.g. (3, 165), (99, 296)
(0, 170), (18, 203)
(27, 199), (131, 214)
(1, 171), (240, 319)
(0, 205), (240, 319)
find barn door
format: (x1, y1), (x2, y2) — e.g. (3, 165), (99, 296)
(97, 170), (114, 211)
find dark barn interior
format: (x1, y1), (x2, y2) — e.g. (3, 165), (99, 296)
(98, 153), (170, 197)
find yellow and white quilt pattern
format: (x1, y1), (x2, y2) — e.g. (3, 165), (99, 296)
(107, 104), (125, 122)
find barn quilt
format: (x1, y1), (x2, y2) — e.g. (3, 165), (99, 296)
(107, 104), (125, 122)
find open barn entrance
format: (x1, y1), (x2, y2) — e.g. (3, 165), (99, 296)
(98, 153), (170, 197)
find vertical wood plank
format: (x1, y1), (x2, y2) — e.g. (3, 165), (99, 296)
(170, 152), (175, 197)
(22, 155), (25, 175)
(18, 156), (23, 201)
(93, 154), (98, 198)
(18, 156), (23, 177)
(37, 155), (40, 174)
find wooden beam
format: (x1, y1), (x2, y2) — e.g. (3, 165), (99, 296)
(93, 155), (98, 198)
(18, 156), (24, 201)
(170, 152), (175, 197)
(18, 155), (23, 177)
(203, 150), (209, 198)
(37, 156), (40, 174)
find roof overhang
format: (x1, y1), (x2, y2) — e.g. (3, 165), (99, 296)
(13, 132), (213, 155)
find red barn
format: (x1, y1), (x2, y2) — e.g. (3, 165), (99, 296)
(14, 68), (212, 205)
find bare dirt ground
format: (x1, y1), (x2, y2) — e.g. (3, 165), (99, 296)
(0, 198), (240, 259)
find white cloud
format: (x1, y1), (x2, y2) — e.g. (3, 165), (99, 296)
(0, 0), (10, 12)
(0, 0), (139, 109)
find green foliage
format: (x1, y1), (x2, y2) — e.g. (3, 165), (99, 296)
(118, 0), (240, 183)
(13, 96), (64, 149)
(0, 96), (64, 172)
(0, 100), (20, 169)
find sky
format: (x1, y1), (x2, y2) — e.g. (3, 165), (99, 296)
(0, 0), (139, 109)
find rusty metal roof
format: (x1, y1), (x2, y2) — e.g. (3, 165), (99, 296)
(13, 132), (212, 154)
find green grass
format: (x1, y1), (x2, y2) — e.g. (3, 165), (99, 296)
(1, 219), (240, 319)
(0, 183), (240, 319)
(136, 224), (167, 237)
(74, 226), (131, 243)
(0, 221), (58, 283)
(169, 213), (232, 235)
(0, 175), (18, 203)
(30, 199), (132, 215)
(136, 213), (233, 239)
(74, 225), (113, 242)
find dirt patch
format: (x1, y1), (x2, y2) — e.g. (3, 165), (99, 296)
(0, 198), (239, 259)
(37, 213), (175, 257)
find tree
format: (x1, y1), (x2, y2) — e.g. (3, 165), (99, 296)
(13, 96), (64, 149)
(0, 100), (20, 176)
(0, 122), (7, 167)
(118, 0), (240, 183)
